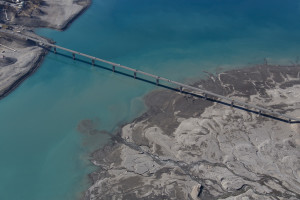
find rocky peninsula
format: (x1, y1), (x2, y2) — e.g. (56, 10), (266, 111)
(84, 64), (300, 200)
(0, 0), (91, 99)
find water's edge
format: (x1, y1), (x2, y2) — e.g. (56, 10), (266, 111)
(0, 0), (92, 101)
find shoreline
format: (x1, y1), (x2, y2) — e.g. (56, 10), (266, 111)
(92, 63), (300, 151)
(85, 64), (300, 199)
(0, 47), (47, 100)
(59, 0), (92, 32)
(1, 1), (300, 199)
(0, 0), (92, 100)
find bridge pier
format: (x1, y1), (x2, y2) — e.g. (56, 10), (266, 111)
(180, 86), (183, 93)
(92, 59), (95, 66)
(258, 110), (262, 116)
(7, 30), (297, 124)
(134, 72), (137, 79)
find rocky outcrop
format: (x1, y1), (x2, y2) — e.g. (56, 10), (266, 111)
(85, 65), (300, 200)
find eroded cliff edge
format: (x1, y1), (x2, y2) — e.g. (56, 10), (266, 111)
(85, 65), (300, 200)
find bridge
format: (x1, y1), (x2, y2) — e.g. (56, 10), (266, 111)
(1, 29), (299, 123)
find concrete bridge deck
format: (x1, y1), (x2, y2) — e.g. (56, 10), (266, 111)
(1, 29), (299, 123)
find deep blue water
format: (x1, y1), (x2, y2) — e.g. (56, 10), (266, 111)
(0, 0), (300, 199)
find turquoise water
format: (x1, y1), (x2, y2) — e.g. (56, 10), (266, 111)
(1, 0), (300, 199)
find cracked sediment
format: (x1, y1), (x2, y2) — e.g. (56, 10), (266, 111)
(84, 65), (300, 200)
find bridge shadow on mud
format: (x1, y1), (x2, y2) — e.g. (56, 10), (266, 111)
(45, 48), (299, 124)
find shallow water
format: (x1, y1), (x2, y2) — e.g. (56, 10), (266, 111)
(1, 0), (300, 199)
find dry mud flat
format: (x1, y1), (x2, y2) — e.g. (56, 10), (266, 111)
(85, 65), (300, 200)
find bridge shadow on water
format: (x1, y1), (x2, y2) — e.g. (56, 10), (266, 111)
(45, 48), (299, 124)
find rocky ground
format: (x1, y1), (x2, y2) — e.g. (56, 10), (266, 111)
(84, 65), (300, 200)
(0, 0), (91, 99)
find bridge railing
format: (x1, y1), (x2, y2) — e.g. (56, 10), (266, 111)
(2, 29), (299, 123)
